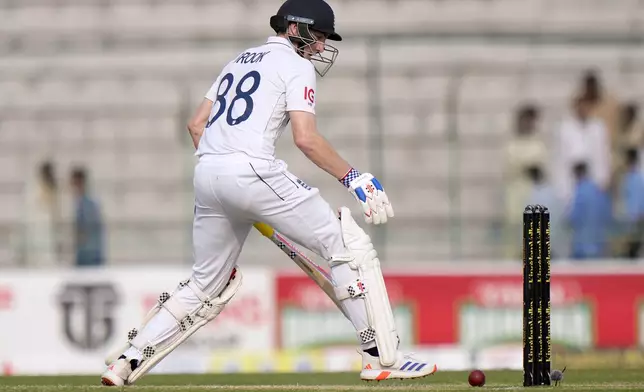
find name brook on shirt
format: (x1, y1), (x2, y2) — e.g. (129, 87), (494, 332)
(235, 51), (271, 64)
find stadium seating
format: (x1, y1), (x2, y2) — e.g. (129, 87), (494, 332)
(1, 0), (644, 265)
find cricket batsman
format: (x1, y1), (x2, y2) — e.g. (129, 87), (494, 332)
(101, 0), (437, 385)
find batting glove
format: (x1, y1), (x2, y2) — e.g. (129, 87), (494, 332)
(340, 168), (394, 225)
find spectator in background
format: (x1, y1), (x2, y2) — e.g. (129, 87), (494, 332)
(70, 167), (104, 267)
(617, 149), (644, 258)
(617, 103), (644, 152)
(525, 165), (567, 259)
(503, 104), (547, 258)
(21, 161), (60, 267)
(578, 70), (621, 143)
(553, 95), (611, 206)
(504, 105), (547, 181)
(567, 162), (611, 260)
(612, 103), (644, 191)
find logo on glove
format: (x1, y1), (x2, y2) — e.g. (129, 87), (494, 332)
(366, 184), (375, 194)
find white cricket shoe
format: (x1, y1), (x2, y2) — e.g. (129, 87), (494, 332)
(360, 349), (438, 381)
(101, 356), (137, 386)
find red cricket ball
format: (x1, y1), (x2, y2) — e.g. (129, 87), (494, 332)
(468, 369), (486, 387)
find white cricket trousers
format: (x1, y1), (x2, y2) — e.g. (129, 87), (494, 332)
(191, 156), (347, 297)
(130, 155), (373, 352)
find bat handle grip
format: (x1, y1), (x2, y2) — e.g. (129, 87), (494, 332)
(253, 222), (275, 238)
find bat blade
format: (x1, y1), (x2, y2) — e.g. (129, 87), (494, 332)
(253, 222), (346, 315)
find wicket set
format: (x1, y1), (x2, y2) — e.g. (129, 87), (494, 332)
(522, 205), (552, 386)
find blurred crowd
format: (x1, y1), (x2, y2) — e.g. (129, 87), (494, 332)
(504, 70), (644, 261)
(18, 162), (104, 268)
(14, 69), (644, 266)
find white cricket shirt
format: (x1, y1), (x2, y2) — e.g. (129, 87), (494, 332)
(196, 36), (317, 161)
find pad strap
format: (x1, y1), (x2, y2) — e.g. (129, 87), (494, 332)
(130, 279), (204, 350)
(334, 278), (368, 301)
(329, 254), (353, 267)
(358, 326), (377, 344)
(162, 297), (189, 322)
(336, 279), (376, 345)
(187, 280), (209, 302)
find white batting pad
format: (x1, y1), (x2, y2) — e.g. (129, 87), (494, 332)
(337, 207), (399, 367)
(105, 267), (243, 385)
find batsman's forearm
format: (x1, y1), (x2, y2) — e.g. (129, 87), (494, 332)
(187, 125), (203, 150)
(297, 135), (352, 181)
(191, 135), (201, 150)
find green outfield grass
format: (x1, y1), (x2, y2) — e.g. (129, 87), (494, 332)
(1, 370), (644, 392)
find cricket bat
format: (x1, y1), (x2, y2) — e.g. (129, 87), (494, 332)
(253, 222), (348, 317)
